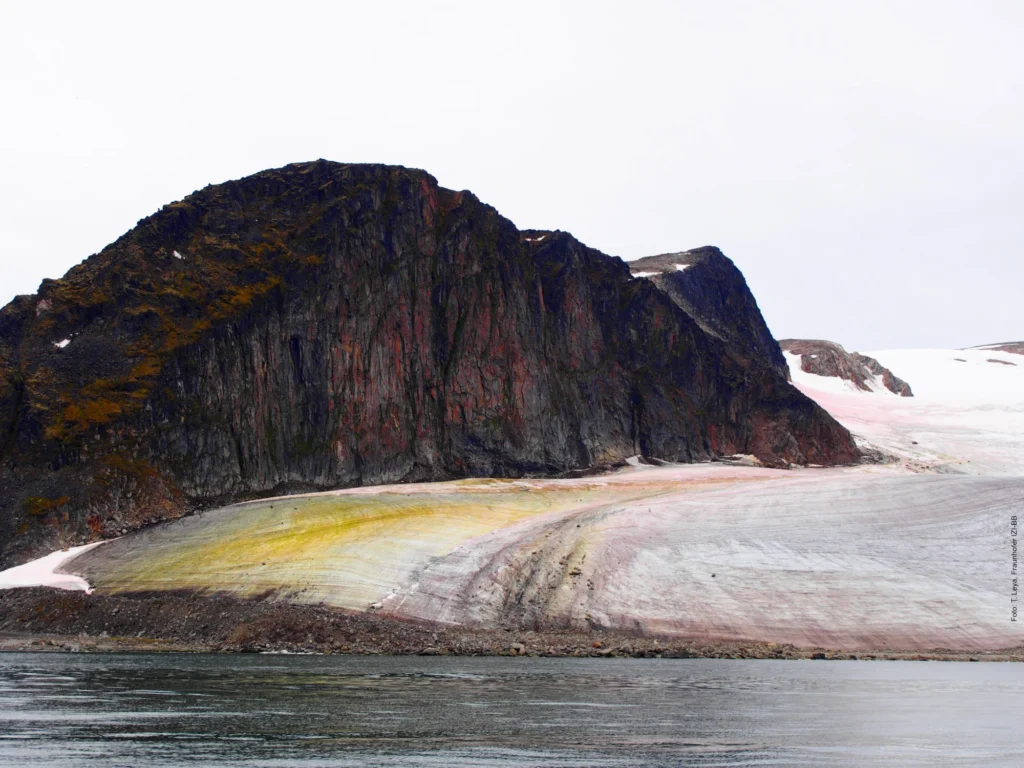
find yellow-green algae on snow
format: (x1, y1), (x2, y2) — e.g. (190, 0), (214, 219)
(69, 477), (684, 610)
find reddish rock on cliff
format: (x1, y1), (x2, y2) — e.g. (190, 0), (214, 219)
(0, 161), (858, 566)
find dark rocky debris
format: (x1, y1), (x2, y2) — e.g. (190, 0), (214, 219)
(2, 588), (1018, 661)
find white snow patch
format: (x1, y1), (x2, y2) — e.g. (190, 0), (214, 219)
(626, 455), (656, 469)
(173, 250), (184, 260)
(674, 263), (690, 271)
(867, 348), (1024, 402)
(54, 338), (71, 349)
(0, 542), (106, 593)
(631, 271), (658, 279)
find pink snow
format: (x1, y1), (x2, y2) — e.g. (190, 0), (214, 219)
(0, 542), (106, 593)
(787, 348), (1024, 476)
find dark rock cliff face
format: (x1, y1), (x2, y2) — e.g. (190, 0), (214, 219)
(627, 248), (790, 381)
(0, 161), (858, 566)
(779, 339), (913, 396)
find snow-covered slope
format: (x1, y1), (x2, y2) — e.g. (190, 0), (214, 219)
(868, 347), (1022, 401)
(390, 471), (1022, 650)
(3, 344), (1021, 653)
(25, 462), (1020, 651)
(787, 346), (1024, 476)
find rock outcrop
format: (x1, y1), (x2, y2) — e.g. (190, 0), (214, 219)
(780, 339), (913, 396)
(628, 248), (790, 380)
(0, 161), (858, 566)
(971, 341), (1024, 357)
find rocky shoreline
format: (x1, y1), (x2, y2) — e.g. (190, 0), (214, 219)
(1, 588), (1019, 662)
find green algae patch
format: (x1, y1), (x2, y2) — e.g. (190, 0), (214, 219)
(70, 481), (673, 610)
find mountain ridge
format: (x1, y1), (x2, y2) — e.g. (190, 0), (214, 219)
(0, 160), (857, 566)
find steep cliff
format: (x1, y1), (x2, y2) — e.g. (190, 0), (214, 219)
(0, 161), (858, 565)
(780, 339), (913, 396)
(628, 248), (790, 380)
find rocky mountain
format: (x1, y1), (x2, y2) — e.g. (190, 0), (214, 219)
(628, 248), (790, 380)
(0, 161), (857, 566)
(780, 339), (913, 396)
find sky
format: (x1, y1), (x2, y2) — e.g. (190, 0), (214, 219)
(1, 0), (1020, 351)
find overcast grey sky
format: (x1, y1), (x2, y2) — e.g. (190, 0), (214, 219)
(1, 1), (1020, 351)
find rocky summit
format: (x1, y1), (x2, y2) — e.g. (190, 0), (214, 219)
(0, 160), (857, 566)
(628, 248), (790, 380)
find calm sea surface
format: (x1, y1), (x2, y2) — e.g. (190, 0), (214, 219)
(0, 653), (1020, 767)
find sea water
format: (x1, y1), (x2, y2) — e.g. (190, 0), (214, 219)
(0, 653), (1020, 766)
